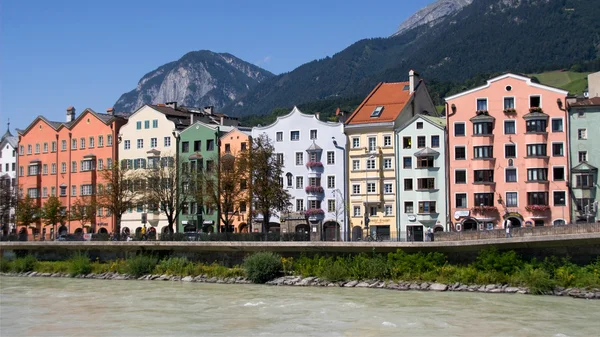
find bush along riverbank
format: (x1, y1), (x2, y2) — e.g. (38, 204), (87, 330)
(1, 249), (599, 299)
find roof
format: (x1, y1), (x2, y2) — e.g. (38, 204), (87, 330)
(306, 140), (322, 152)
(414, 147), (439, 157)
(395, 113), (446, 134)
(345, 82), (413, 125)
(570, 97), (600, 107)
(253, 106), (342, 131)
(469, 112), (495, 122)
(572, 161), (597, 173)
(522, 111), (549, 120)
(18, 109), (125, 136)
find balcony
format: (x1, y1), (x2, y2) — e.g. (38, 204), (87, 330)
(305, 185), (324, 194)
(525, 205), (550, 213)
(305, 208), (324, 221)
(472, 135), (494, 146)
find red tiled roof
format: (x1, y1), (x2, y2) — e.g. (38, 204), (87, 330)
(570, 97), (600, 107)
(345, 82), (412, 125)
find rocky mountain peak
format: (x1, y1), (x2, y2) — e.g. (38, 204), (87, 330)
(391, 0), (473, 36)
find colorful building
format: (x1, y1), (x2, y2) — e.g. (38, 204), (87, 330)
(445, 73), (570, 230)
(17, 107), (125, 237)
(344, 70), (437, 240)
(0, 124), (18, 235)
(395, 115), (447, 241)
(251, 107), (347, 240)
(568, 96), (600, 223)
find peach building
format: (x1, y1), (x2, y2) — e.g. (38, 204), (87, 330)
(17, 107), (125, 238)
(446, 74), (570, 230)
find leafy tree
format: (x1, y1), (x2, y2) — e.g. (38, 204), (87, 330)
(16, 194), (40, 229)
(70, 197), (97, 233)
(97, 162), (139, 235)
(0, 178), (17, 235)
(41, 196), (66, 233)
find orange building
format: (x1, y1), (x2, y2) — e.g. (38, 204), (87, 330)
(219, 128), (252, 232)
(17, 107), (126, 238)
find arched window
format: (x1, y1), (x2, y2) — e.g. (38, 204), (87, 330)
(286, 173), (293, 187)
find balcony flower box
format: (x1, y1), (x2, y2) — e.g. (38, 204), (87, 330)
(470, 205), (498, 213)
(305, 186), (324, 194)
(503, 108), (517, 115)
(306, 161), (323, 169)
(525, 204), (550, 212)
(305, 208), (325, 217)
(475, 110), (489, 115)
(529, 107), (544, 113)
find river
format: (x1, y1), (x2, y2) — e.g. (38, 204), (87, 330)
(1, 277), (599, 337)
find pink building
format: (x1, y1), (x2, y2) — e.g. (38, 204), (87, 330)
(446, 74), (570, 230)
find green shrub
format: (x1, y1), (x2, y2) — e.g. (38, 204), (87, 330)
(11, 255), (37, 273)
(474, 248), (522, 274)
(514, 265), (555, 294)
(0, 258), (9, 273)
(68, 253), (92, 277)
(155, 257), (192, 275)
(243, 252), (282, 283)
(126, 255), (158, 277)
(322, 260), (348, 282)
(35, 261), (69, 273)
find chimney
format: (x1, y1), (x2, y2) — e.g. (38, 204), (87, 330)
(203, 106), (214, 114)
(315, 112), (320, 120)
(409, 69), (420, 94)
(106, 108), (114, 116)
(165, 101), (178, 110)
(66, 106), (76, 122)
(190, 112), (195, 124)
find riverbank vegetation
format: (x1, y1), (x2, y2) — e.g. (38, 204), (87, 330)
(1, 249), (598, 294)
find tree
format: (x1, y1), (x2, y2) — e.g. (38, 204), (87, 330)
(16, 194), (40, 230)
(0, 177), (17, 235)
(97, 162), (139, 235)
(240, 134), (291, 232)
(70, 197), (97, 233)
(41, 195), (66, 233)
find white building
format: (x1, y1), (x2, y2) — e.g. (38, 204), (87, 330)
(0, 125), (18, 234)
(395, 115), (447, 241)
(251, 107), (348, 240)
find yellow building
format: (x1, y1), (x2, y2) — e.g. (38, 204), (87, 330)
(344, 70), (437, 240)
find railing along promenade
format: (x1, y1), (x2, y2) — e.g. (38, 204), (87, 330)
(434, 223), (600, 241)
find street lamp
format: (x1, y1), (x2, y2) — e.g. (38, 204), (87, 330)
(332, 137), (348, 241)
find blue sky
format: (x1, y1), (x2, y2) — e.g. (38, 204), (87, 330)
(1, 0), (432, 130)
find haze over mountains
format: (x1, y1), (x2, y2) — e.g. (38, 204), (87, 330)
(113, 0), (600, 117)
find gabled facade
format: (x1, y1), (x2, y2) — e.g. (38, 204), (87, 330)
(0, 125), (18, 234)
(445, 73), (570, 230)
(345, 70), (437, 241)
(395, 115), (447, 241)
(568, 96), (600, 223)
(252, 107), (347, 241)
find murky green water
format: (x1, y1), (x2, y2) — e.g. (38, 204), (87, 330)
(1, 277), (599, 337)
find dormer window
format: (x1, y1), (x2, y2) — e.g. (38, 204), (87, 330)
(371, 106), (384, 118)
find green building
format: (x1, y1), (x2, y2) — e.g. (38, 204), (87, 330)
(568, 97), (600, 223)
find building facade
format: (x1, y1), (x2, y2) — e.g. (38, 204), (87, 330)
(252, 107), (347, 241)
(344, 70), (437, 240)
(17, 107), (124, 237)
(568, 96), (600, 223)
(395, 115), (447, 241)
(0, 125), (18, 235)
(446, 73), (570, 230)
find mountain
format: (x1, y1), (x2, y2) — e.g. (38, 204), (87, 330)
(113, 50), (274, 113)
(224, 0), (600, 117)
(391, 0), (473, 37)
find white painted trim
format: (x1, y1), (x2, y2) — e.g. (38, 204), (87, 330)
(382, 134), (393, 147)
(454, 192), (468, 209)
(351, 137), (361, 148)
(504, 166), (518, 183)
(403, 177), (413, 191)
(454, 169), (467, 184)
(253, 106), (343, 130)
(289, 129), (301, 141)
(504, 142), (517, 159)
(528, 94), (543, 108)
(503, 96), (516, 110)
(505, 191), (519, 207)
(551, 165), (566, 181)
(550, 142), (565, 157)
(454, 145), (467, 160)
(550, 117), (564, 133)
(453, 121), (466, 137)
(475, 97), (489, 111)
(551, 190), (567, 206)
(503, 119), (517, 135)
(552, 218), (567, 226)
(402, 156), (412, 169)
(403, 199), (415, 214)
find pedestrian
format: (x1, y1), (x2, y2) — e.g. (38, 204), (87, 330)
(504, 218), (512, 238)
(141, 225), (147, 241)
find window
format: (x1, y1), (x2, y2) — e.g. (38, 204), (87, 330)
(136, 121), (142, 130)
(206, 140), (215, 151)
(473, 146), (494, 159)
(81, 184), (93, 196)
(276, 132), (283, 142)
(455, 146), (466, 160)
(576, 174), (593, 188)
(367, 182), (376, 193)
(19, 166), (23, 176)
(403, 137), (412, 149)
(526, 144), (547, 157)
(206, 160), (214, 172)
(352, 138), (360, 148)
(383, 135), (391, 147)
(124, 140), (130, 150)
(150, 138), (157, 148)
(19, 145), (24, 155)
(80, 138), (85, 149)
(554, 191), (566, 206)
(473, 122), (493, 135)
(416, 122), (423, 129)
(553, 167), (565, 181)
(81, 159), (94, 172)
(527, 168), (548, 182)
(71, 161), (77, 172)
(371, 106), (384, 117)
(327, 176), (335, 189)
(476, 98), (488, 111)
(417, 178), (435, 190)
(552, 143), (563, 157)
(578, 151), (587, 162)
(527, 192), (548, 205)
(505, 168), (517, 182)
(416, 156), (434, 168)
(98, 136), (104, 148)
(352, 160), (360, 171)
(369, 206), (377, 216)
(431, 135), (440, 148)
(28, 164), (39, 176)
(241, 142), (247, 152)
(506, 192), (518, 207)
(72, 185), (77, 197)
(504, 97), (515, 109)
(240, 179), (247, 190)
(107, 158), (112, 168)
(474, 193), (494, 206)
(61, 162), (67, 173)
(417, 136), (426, 148)
(505, 144), (516, 158)
(455, 123), (466, 136)
(290, 131), (300, 141)
(455, 170), (466, 184)
(368, 137), (376, 152)
(309, 200), (321, 210)
(27, 144), (32, 154)
(418, 201), (436, 213)
(310, 130), (317, 140)
(327, 151), (335, 165)
(504, 120), (516, 134)
(578, 129), (587, 140)
(61, 140), (67, 151)
(276, 153), (284, 165)
(50, 141), (56, 152)
(576, 198), (594, 212)
(51, 163), (56, 174)
(456, 193), (467, 208)
(404, 202), (414, 213)
(164, 137), (171, 147)
(193, 141), (201, 152)
(43, 143), (48, 153)
(137, 139), (143, 149)
(42, 164), (48, 175)
(530, 96), (541, 108)
(352, 184), (361, 195)
(384, 205), (392, 216)
(35, 143), (40, 154)
(98, 159), (104, 170)
(526, 120), (547, 133)
(182, 142), (190, 153)
(384, 183), (393, 194)
(286, 173), (293, 187)
(328, 199), (336, 212)
(474, 170), (494, 183)
(152, 119), (158, 128)
(404, 179), (413, 191)
(107, 135), (113, 146)
(403, 157), (412, 169)
(239, 202), (247, 213)
(59, 185), (67, 197)
(51, 187), (56, 197)
(353, 206), (361, 217)
(27, 188), (39, 198)
(551, 119), (563, 132)
(383, 158), (392, 169)
(366, 158), (376, 169)
(296, 152), (303, 165)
